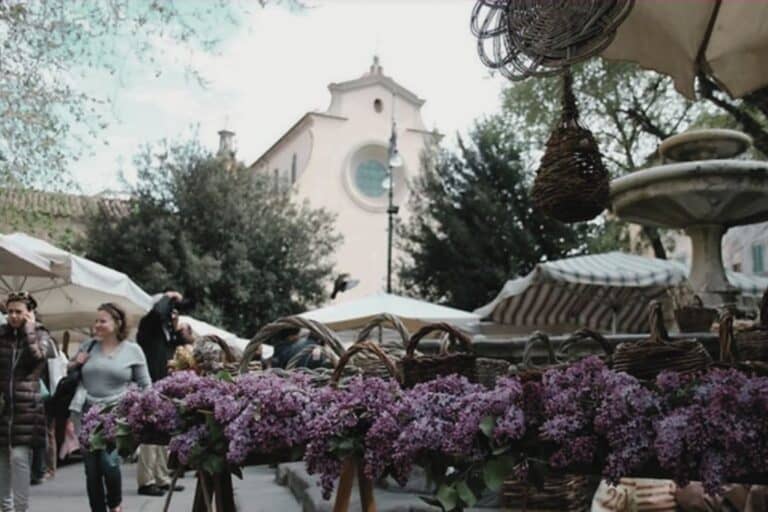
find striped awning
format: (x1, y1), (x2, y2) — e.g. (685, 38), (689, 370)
(475, 252), (768, 334)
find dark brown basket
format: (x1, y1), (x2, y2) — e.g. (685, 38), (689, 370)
(502, 332), (593, 511)
(531, 71), (609, 223)
(352, 314), (411, 379)
(733, 288), (768, 362)
(501, 473), (593, 512)
(674, 295), (718, 333)
(613, 302), (712, 380)
(718, 312), (768, 377)
(193, 334), (261, 375)
(400, 323), (477, 388)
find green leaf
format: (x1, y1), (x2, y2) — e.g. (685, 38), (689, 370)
(419, 495), (444, 509)
(90, 431), (106, 451)
(216, 370), (233, 382)
(492, 444), (510, 456)
(436, 484), (458, 511)
(483, 456), (517, 492)
(479, 415), (495, 438)
(455, 480), (477, 508)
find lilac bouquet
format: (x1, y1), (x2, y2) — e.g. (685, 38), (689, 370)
(541, 356), (660, 482)
(365, 375), (528, 510)
(304, 376), (402, 499)
(78, 404), (119, 451)
(654, 368), (768, 495)
(225, 372), (315, 465)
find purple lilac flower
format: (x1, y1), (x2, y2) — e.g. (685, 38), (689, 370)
(169, 424), (208, 466)
(115, 386), (181, 439)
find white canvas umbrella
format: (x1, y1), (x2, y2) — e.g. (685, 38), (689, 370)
(0, 233), (153, 330)
(299, 292), (480, 332)
(603, 2), (768, 99)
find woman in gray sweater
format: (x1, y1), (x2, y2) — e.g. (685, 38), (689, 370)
(69, 303), (150, 512)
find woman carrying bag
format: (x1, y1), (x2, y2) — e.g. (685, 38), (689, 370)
(69, 303), (151, 512)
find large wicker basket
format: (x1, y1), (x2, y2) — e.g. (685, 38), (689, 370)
(400, 323), (477, 388)
(531, 71), (609, 223)
(352, 313), (411, 379)
(718, 311), (768, 377)
(240, 316), (347, 385)
(556, 328), (614, 364)
(674, 295), (717, 333)
(502, 332), (595, 512)
(613, 302), (712, 380)
(733, 288), (768, 363)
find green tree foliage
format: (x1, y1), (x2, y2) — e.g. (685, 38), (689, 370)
(82, 138), (339, 336)
(0, 0), (299, 189)
(396, 116), (593, 311)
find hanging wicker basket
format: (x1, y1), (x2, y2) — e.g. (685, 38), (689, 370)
(732, 288), (768, 363)
(674, 295), (718, 333)
(531, 71), (610, 223)
(613, 302), (712, 380)
(718, 311), (768, 377)
(400, 323), (477, 387)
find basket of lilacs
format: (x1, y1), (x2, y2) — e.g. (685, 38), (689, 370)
(654, 368), (768, 496)
(365, 374), (528, 511)
(224, 370), (316, 467)
(303, 341), (403, 507)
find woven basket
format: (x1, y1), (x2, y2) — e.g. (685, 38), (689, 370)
(435, 331), (510, 389)
(502, 332), (593, 512)
(674, 295), (717, 333)
(733, 288), (768, 363)
(240, 317), (347, 384)
(502, 473), (593, 512)
(352, 314), (411, 379)
(556, 328), (614, 364)
(718, 312), (768, 377)
(193, 334), (261, 375)
(331, 340), (403, 388)
(400, 323), (477, 388)
(613, 302), (712, 380)
(531, 71), (609, 223)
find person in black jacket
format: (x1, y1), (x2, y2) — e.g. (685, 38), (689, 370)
(135, 291), (193, 497)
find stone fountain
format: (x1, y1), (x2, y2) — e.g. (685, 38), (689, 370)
(610, 129), (768, 307)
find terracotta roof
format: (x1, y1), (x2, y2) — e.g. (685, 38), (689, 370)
(0, 188), (131, 219)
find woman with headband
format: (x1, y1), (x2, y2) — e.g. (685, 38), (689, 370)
(69, 303), (150, 512)
(0, 291), (51, 512)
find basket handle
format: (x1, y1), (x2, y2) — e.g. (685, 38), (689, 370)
(240, 316), (345, 374)
(692, 295), (704, 308)
(405, 322), (472, 357)
(201, 335), (238, 364)
(354, 314), (411, 345)
(522, 331), (556, 369)
(556, 328), (613, 362)
(647, 301), (670, 344)
(718, 311), (738, 364)
(559, 70), (579, 127)
(330, 341), (402, 387)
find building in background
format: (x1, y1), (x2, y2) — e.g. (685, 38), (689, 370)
(249, 57), (440, 301)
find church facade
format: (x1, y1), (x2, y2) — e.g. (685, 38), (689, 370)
(249, 58), (439, 301)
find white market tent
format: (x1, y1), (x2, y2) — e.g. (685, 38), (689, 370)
(475, 252), (768, 334)
(0, 233), (153, 330)
(299, 292), (480, 332)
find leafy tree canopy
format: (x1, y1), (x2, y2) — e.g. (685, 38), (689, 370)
(397, 115), (597, 311)
(81, 137), (339, 336)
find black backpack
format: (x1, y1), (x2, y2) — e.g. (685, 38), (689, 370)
(48, 340), (97, 419)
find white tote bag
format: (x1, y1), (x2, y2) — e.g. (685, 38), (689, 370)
(48, 344), (69, 394)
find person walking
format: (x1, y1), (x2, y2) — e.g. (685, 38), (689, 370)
(69, 303), (150, 512)
(135, 291), (191, 497)
(0, 291), (50, 512)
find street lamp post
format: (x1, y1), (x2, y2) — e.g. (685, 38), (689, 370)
(386, 122), (403, 294)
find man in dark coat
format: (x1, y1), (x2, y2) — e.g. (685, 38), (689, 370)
(0, 291), (50, 512)
(135, 291), (192, 497)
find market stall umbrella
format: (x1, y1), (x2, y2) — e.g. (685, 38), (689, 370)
(299, 292), (480, 332)
(603, 1), (768, 99)
(0, 232), (153, 330)
(475, 252), (768, 334)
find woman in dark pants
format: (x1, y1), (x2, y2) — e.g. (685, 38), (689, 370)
(69, 303), (150, 512)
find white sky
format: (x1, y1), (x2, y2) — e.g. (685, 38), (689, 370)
(72, 0), (507, 194)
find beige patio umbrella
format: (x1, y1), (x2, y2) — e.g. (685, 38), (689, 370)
(603, 1), (768, 99)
